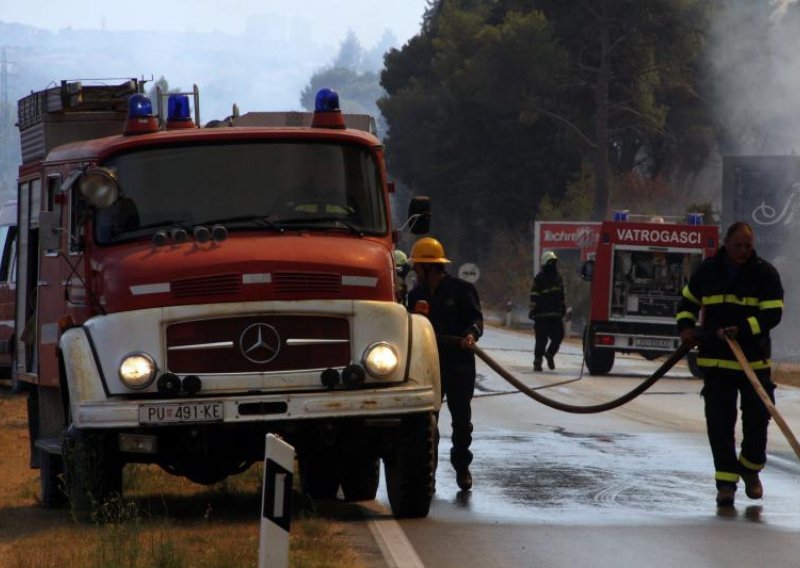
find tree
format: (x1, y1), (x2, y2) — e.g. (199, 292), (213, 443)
(380, 1), (578, 260)
(535, 0), (709, 220)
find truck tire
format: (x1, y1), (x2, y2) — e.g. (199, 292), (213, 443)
(299, 451), (340, 500)
(63, 429), (123, 521)
(686, 350), (704, 379)
(583, 327), (615, 376)
(383, 412), (436, 518)
(339, 452), (380, 502)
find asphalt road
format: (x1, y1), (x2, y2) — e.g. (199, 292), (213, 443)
(364, 325), (800, 567)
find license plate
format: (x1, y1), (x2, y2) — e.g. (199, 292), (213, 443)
(633, 337), (673, 350)
(139, 402), (224, 424)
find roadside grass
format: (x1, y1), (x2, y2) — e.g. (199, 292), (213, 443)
(3, 436), (365, 568)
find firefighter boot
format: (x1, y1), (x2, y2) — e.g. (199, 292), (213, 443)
(545, 354), (556, 370)
(742, 470), (763, 500)
(716, 483), (736, 507)
(456, 467), (473, 491)
(533, 358), (543, 372)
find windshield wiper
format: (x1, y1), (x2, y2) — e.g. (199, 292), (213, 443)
(278, 216), (364, 236)
(202, 214), (283, 231)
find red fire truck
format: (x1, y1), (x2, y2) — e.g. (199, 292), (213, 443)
(582, 211), (719, 375)
(16, 79), (440, 518)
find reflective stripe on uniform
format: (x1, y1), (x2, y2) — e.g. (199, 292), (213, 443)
(759, 299), (783, 310)
(747, 316), (761, 335)
(702, 294), (759, 306)
(697, 357), (771, 370)
(739, 455), (764, 471)
(682, 286), (701, 306)
(676, 311), (696, 322)
(715, 471), (740, 483)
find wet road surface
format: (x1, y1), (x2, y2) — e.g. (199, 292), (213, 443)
(372, 326), (800, 567)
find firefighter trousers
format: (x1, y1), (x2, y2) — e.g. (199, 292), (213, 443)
(534, 317), (565, 361)
(436, 363), (475, 472)
(701, 367), (775, 487)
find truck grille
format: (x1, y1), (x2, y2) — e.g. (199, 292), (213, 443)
(273, 272), (341, 294)
(171, 274), (242, 298)
(166, 315), (350, 373)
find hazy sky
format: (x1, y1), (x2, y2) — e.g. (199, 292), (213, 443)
(0, 0), (430, 47)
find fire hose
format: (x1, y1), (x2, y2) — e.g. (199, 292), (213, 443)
(443, 334), (800, 460)
(442, 336), (692, 414)
(724, 336), (800, 461)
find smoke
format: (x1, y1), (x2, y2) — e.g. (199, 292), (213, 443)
(771, 0), (799, 21)
(710, 1), (800, 360)
(708, 1), (800, 155)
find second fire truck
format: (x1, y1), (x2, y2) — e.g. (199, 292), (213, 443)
(582, 211), (720, 376)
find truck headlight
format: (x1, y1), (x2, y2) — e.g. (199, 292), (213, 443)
(119, 352), (157, 389)
(362, 342), (398, 377)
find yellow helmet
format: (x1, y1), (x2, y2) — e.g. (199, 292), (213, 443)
(410, 237), (451, 264)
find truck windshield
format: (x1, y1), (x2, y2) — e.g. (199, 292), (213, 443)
(94, 141), (387, 244)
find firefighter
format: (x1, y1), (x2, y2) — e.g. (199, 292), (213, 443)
(529, 250), (567, 371)
(407, 237), (483, 491)
(393, 249), (410, 305)
(677, 221), (784, 507)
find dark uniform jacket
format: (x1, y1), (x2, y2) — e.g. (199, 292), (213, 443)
(529, 268), (566, 320)
(676, 247), (783, 371)
(407, 273), (483, 368)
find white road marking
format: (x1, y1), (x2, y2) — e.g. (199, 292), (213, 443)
(359, 501), (425, 568)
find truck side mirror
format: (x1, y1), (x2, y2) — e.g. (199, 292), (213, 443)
(580, 259), (595, 281)
(39, 211), (61, 252)
(407, 196), (431, 235)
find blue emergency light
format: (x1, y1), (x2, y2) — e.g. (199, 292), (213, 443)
(315, 88), (341, 112)
(687, 212), (704, 225)
(124, 93), (159, 135)
(167, 94), (191, 121)
(311, 87), (346, 129)
(613, 210), (629, 222)
(127, 94), (153, 118)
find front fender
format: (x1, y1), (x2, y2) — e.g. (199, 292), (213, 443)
(407, 313), (441, 410)
(59, 326), (105, 410)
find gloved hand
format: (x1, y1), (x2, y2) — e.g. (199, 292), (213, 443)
(528, 309), (536, 321)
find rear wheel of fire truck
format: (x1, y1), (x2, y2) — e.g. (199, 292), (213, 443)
(339, 450), (380, 502)
(299, 450), (340, 500)
(39, 449), (66, 508)
(63, 428), (123, 522)
(583, 326), (615, 375)
(383, 412), (436, 518)
(686, 350), (704, 379)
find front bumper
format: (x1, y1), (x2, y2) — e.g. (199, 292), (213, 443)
(73, 385), (438, 429)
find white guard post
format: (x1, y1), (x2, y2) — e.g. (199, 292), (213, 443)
(258, 433), (296, 568)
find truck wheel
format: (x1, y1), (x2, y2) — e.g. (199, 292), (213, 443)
(299, 451), (340, 500)
(339, 452), (380, 502)
(63, 429), (123, 522)
(383, 412), (436, 518)
(39, 449), (66, 508)
(686, 350), (704, 379)
(583, 327), (615, 375)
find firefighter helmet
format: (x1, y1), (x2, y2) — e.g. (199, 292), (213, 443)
(393, 249), (409, 268)
(541, 250), (558, 266)
(410, 237), (451, 264)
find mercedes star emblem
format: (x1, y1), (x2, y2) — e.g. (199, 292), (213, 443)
(239, 323), (281, 364)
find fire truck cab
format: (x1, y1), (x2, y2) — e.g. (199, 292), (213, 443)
(582, 211), (719, 376)
(16, 79), (440, 518)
